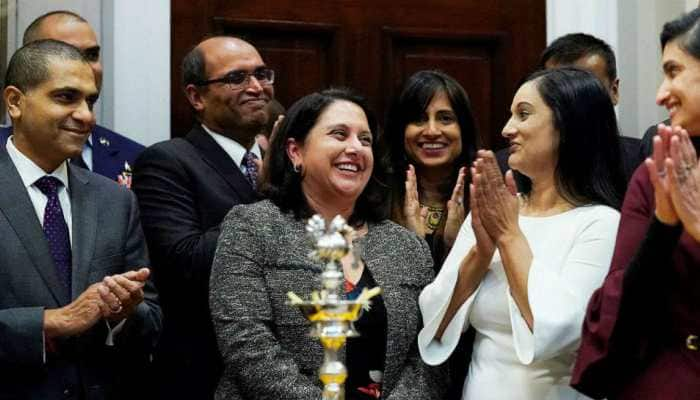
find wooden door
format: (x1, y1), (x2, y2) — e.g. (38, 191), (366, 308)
(171, 0), (546, 149)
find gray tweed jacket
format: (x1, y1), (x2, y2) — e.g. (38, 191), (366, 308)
(210, 200), (447, 399)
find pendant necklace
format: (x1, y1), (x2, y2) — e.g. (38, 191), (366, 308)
(420, 203), (444, 231)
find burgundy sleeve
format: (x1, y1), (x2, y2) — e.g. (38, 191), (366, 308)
(570, 165), (654, 398)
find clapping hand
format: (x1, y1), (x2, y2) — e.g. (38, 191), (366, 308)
(443, 167), (467, 249)
(98, 268), (150, 322)
(470, 165), (495, 261)
(44, 282), (114, 338)
(472, 151), (534, 329)
(43, 268), (150, 338)
(473, 150), (520, 246)
(667, 128), (700, 240)
(647, 124), (700, 241)
(403, 164), (427, 238)
(645, 124), (679, 225)
(254, 115), (284, 175)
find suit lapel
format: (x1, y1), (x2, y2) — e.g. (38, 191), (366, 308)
(69, 166), (97, 298)
(0, 150), (69, 305)
(91, 130), (120, 179)
(185, 126), (257, 203)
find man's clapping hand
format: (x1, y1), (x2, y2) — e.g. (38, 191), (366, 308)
(43, 268), (151, 338)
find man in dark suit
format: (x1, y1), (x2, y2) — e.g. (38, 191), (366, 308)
(0, 40), (161, 399)
(497, 33), (644, 184)
(132, 36), (274, 399)
(0, 10), (144, 182)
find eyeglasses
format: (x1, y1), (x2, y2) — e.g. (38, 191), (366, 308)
(196, 68), (275, 89)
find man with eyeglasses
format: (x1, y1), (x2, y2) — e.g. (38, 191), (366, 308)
(0, 10), (145, 184)
(131, 36), (274, 400)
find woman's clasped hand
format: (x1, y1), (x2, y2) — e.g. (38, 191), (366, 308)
(645, 124), (700, 239)
(470, 151), (519, 249)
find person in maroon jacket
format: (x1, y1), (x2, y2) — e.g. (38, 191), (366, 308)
(572, 8), (700, 400)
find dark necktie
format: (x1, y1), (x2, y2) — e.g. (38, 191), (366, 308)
(242, 151), (259, 188)
(34, 176), (72, 294)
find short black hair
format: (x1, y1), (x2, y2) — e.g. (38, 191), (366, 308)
(23, 10), (88, 45)
(4, 39), (88, 92)
(516, 67), (626, 210)
(384, 70), (479, 206)
(181, 35), (253, 89)
(660, 8), (700, 57)
(181, 45), (207, 89)
(540, 33), (617, 82)
(261, 88), (388, 224)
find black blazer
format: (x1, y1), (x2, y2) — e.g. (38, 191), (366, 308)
(639, 119), (671, 160)
(619, 135), (645, 182)
(131, 125), (259, 400)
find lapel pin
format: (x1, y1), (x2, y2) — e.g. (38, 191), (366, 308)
(99, 137), (110, 147)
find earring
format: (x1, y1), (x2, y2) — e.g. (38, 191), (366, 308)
(293, 164), (301, 173)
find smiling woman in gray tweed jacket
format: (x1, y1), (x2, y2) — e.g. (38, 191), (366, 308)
(209, 88), (446, 400)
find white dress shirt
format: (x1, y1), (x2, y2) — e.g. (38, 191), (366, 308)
(80, 136), (93, 170)
(202, 124), (261, 172)
(6, 122), (94, 169)
(6, 136), (73, 242)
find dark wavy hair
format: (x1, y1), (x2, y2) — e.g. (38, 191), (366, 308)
(660, 8), (700, 56)
(384, 70), (479, 205)
(260, 88), (388, 224)
(516, 67), (626, 209)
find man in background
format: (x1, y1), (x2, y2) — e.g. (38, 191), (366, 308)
(132, 36), (274, 399)
(497, 33), (644, 182)
(0, 10), (144, 183)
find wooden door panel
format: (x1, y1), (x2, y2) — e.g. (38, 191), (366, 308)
(171, 0), (545, 148)
(212, 18), (343, 108)
(382, 28), (507, 147)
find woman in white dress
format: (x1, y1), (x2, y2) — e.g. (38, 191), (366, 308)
(418, 67), (627, 400)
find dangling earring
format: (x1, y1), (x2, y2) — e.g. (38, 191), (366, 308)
(293, 164), (301, 173)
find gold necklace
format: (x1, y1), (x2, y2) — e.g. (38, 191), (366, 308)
(420, 203), (444, 231)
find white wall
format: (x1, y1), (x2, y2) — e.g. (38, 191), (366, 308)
(4, 0), (169, 146)
(546, 0), (695, 138)
(546, 0), (618, 48)
(617, 0), (689, 138)
(101, 0), (170, 146)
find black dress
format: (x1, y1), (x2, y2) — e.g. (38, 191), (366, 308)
(345, 268), (387, 400)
